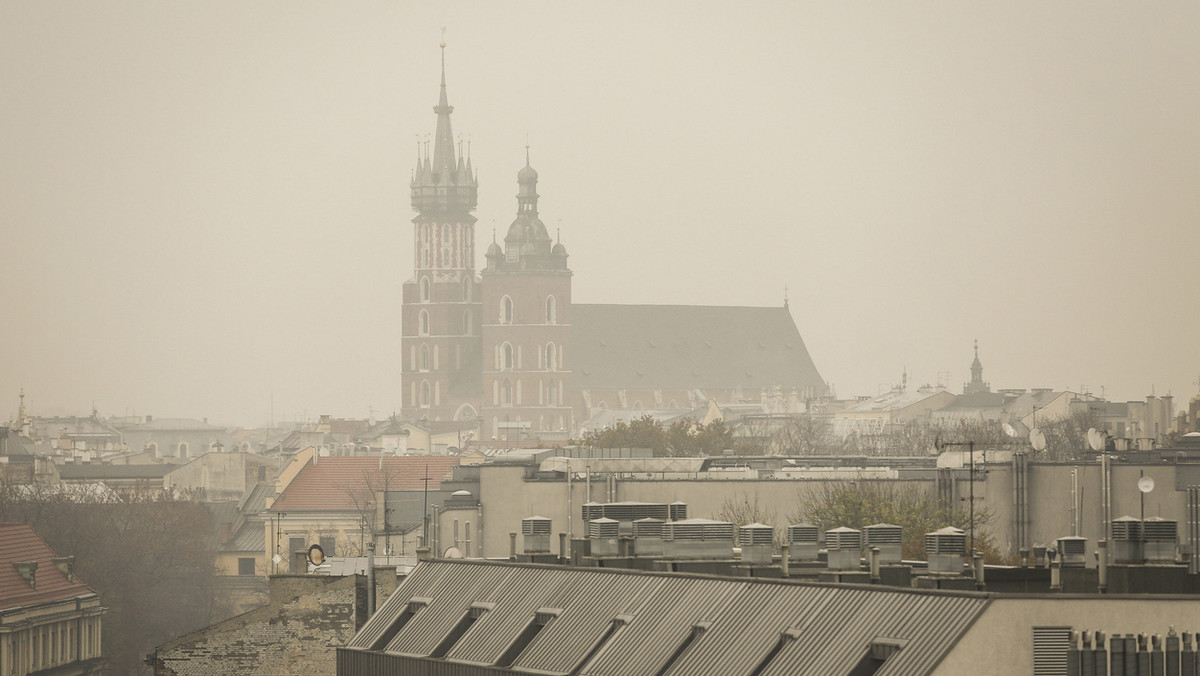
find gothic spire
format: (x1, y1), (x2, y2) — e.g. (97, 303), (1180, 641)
(430, 41), (457, 182)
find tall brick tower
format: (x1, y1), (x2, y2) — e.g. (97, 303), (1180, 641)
(480, 149), (572, 441)
(402, 43), (483, 422)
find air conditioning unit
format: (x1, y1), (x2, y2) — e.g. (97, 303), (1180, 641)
(1111, 516), (1142, 564)
(1056, 536), (1087, 568)
(588, 518), (620, 557)
(925, 527), (965, 574)
(787, 523), (820, 562)
(632, 517), (665, 557)
(1143, 517), (1178, 564)
(864, 523), (903, 564)
(825, 527), (862, 571)
(665, 518), (735, 559)
(739, 523), (774, 565)
(521, 516), (552, 554)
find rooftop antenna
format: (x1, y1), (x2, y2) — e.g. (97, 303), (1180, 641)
(783, 285), (789, 309)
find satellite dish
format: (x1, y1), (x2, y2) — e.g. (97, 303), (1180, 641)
(1029, 429), (1047, 452)
(1138, 476), (1155, 494)
(1087, 428), (1105, 452)
(1002, 423), (1016, 438)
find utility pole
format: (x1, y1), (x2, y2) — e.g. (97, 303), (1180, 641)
(421, 464), (431, 550)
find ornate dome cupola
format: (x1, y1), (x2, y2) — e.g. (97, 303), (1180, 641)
(503, 146), (553, 263)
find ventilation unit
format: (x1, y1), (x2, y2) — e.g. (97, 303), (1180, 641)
(825, 527), (862, 571)
(1111, 516), (1142, 564)
(1055, 536), (1087, 568)
(665, 518), (735, 559)
(925, 527), (966, 574)
(669, 501), (688, 521)
(1143, 517), (1178, 564)
(787, 524), (820, 562)
(633, 517), (665, 557)
(582, 502), (604, 522)
(522, 516), (552, 554)
(864, 523), (903, 564)
(588, 518), (620, 557)
(739, 523), (775, 565)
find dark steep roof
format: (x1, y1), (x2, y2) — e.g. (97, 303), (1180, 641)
(345, 559), (989, 676)
(571, 304), (826, 394)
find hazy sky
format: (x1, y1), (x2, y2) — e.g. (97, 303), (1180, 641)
(2, 2), (1198, 427)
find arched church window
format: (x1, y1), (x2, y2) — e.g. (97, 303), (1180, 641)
(420, 381), (431, 408)
(502, 380), (512, 406)
(546, 343), (557, 372)
(420, 277), (430, 302)
(420, 344), (430, 371)
(502, 342), (514, 371)
(419, 310), (430, 336)
(463, 309), (472, 334)
(500, 296), (513, 324)
(178, 442), (189, 458)
(545, 296), (556, 324)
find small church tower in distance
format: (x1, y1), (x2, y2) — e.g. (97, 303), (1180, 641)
(402, 42), (483, 423)
(480, 148), (572, 441)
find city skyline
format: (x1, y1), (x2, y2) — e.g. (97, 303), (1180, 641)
(2, 2), (1198, 426)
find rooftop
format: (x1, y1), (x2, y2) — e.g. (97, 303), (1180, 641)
(268, 456), (459, 512)
(0, 523), (96, 610)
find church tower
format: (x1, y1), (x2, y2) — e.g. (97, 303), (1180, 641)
(480, 150), (572, 441)
(402, 44), (483, 422)
(963, 340), (991, 395)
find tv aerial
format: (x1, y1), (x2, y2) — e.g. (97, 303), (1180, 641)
(1029, 428), (1047, 452)
(1087, 428), (1105, 452)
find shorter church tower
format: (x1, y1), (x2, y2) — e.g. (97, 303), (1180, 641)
(963, 340), (991, 395)
(480, 150), (572, 441)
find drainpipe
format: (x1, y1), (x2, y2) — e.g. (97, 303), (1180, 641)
(559, 532), (569, 563)
(1098, 540), (1108, 593)
(1049, 550), (1061, 592)
(366, 541), (376, 616)
(465, 521), (471, 558)
(510, 532), (518, 560)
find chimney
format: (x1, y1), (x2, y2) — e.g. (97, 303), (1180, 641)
(13, 561), (37, 588)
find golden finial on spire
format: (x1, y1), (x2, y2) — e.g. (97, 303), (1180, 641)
(440, 27), (447, 49)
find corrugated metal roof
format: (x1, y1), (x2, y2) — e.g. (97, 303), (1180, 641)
(346, 559), (990, 676)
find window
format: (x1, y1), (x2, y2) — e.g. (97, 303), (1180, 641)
(370, 598), (429, 651)
(178, 442), (188, 458)
(420, 277), (430, 302)
(502, 380), (513, 406)
(420, 345), (430, 371)
(545, 295), (556, 324)
(238, 558), (255, 576)
(147, 442), (158, 456)
(419, 310), (430, 336)
(502, 343), (514, 371)
(501, 296), (514, 324)
(546, 343), (557, 372)
(421, 381), (431, 408)
(319, 535), (336, 557)
(463, 309), (473, 334)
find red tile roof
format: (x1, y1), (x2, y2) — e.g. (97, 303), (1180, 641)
(0, 523), (96, 610)
(269, 456), (459, 512)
